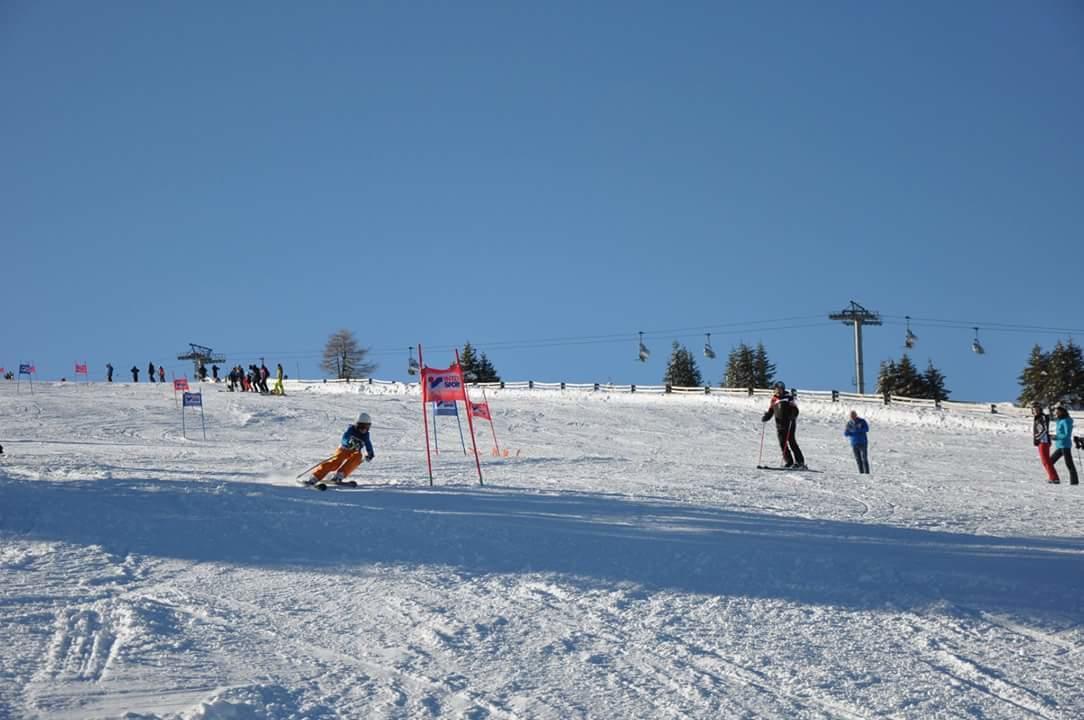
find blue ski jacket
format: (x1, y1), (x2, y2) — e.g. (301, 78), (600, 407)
(341, 425), (374, 459)
(844, 418), (869, 446)
(1054, 417), (1073, 450)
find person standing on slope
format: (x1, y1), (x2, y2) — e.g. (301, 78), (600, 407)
(1050, 406), (1078, 485)
(762, 382), (805, 469)
(273, 363), (285, 396)
(303, 412), (375, 487)
(131, 366), (139, 382)
(1032, 404), (1059, 483)
(844, 410), (870, 474)
(106, 363), (113, 382)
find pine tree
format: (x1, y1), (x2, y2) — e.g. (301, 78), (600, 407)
(724, 343), (756, 388)
(459, 342), (480, 382)
(894, 355), (925, 398)
(752, 342), (776, 389)
(1017, 344), (1050, 407)
(1045, 340), (1084, 405)
(921, 360), (950, 401)
(476, 352), (501, 383)
(321, 329), (376, 380)
(664, 342), (703, 387)
(877, 359), (898, 395)
(1067, 340), (1084, 404)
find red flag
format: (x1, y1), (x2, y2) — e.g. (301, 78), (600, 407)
(75, 363), (88, 375)
(174, 377), (190, 391)
(421, 364), (466, 403)
(470, 401), (491, 422)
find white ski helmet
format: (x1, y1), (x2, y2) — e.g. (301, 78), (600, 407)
(356, 412), (371, 425)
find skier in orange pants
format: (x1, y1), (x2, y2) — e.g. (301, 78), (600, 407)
(303, 412), (374, 487)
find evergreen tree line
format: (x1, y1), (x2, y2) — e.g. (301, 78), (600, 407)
(876, 355), (950, 400)
(1017, 340), (1084, 407)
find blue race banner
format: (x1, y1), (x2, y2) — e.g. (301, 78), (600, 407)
(19, 363), (33, 375)
(434, 400), (458, 416)
(182, 392), (202, 407)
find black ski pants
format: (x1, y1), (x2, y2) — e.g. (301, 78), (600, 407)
(1050, 447), (1079, 484)
(775, 422), (804, 467)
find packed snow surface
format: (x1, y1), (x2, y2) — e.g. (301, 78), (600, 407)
(1, 380), (1082, 719)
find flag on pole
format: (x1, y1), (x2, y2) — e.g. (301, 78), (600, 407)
(470, 401), (491, 422)
(421, 364), (466, 403)
(19, 363), (34, 375)
(174, 377), (190, 391)
(182, 392), (202, 407)
(75, 363), (88, 375)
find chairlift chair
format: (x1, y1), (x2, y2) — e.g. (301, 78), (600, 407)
(407, 346), (420, 375)
(704, 333), (716, 359)
(637, 331), (650, 362)
(904, 316), (917, 349)
(971, 327), (985, 355)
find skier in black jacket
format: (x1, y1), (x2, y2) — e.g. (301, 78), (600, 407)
(761, 382), (806, 468)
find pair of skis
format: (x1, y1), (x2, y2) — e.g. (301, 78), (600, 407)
(756, 420), (819, 472)
(295, 453), (364, 491)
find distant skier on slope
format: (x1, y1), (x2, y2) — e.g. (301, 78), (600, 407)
(761, 382), (806, 469)
(844, 410), (870, 474)
(302, 412), (375, 487)
(1032, 403), (1059, 483)
(1050, 406), (1078, 485)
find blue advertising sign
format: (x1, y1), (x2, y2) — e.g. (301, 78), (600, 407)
(182, 392), (203, 407)
(434, 400), (458, 416)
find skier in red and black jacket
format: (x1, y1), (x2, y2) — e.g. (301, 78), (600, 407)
(762, 382), (806, 468)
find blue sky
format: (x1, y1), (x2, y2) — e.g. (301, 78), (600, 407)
(2, 1), (1082, 401)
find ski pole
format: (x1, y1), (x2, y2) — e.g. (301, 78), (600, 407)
(756, 421), (767, 468)
(296, 453), (336, 479)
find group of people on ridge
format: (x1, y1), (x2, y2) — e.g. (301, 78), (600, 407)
(121, 363), (166, 383)
(225, 363), (285, 395)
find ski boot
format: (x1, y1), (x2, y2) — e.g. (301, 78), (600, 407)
(330, 473), (357, 488)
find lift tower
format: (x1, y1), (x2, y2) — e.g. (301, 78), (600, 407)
(829, 301), (882, 394)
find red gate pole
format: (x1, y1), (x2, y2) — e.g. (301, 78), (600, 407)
(457, 349), (484, 486)
(419, 344), (434, 486)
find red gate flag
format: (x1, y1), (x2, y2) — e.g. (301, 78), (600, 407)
(421, 363), (466, 403)
(75, 363), (88, 375)
(470, 401), (491, 422)
(174, 377), (190, 391)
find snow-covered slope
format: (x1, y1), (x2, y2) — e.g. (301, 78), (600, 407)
(1, 381), (1082, 719)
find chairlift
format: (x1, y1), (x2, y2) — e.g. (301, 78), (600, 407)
(904, 316), (917, 349)
(407, 346), (420, 375)
(971, 327), (985, 355)
(637, 331), (650, 362)
(704, 333), (716, 359)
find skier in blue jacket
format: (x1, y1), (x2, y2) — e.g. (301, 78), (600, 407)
(844, 410), (870, 474)
(1050, 406), (1078, 485)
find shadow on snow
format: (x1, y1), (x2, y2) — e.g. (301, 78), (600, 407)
(2, 475), (1081, 619)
